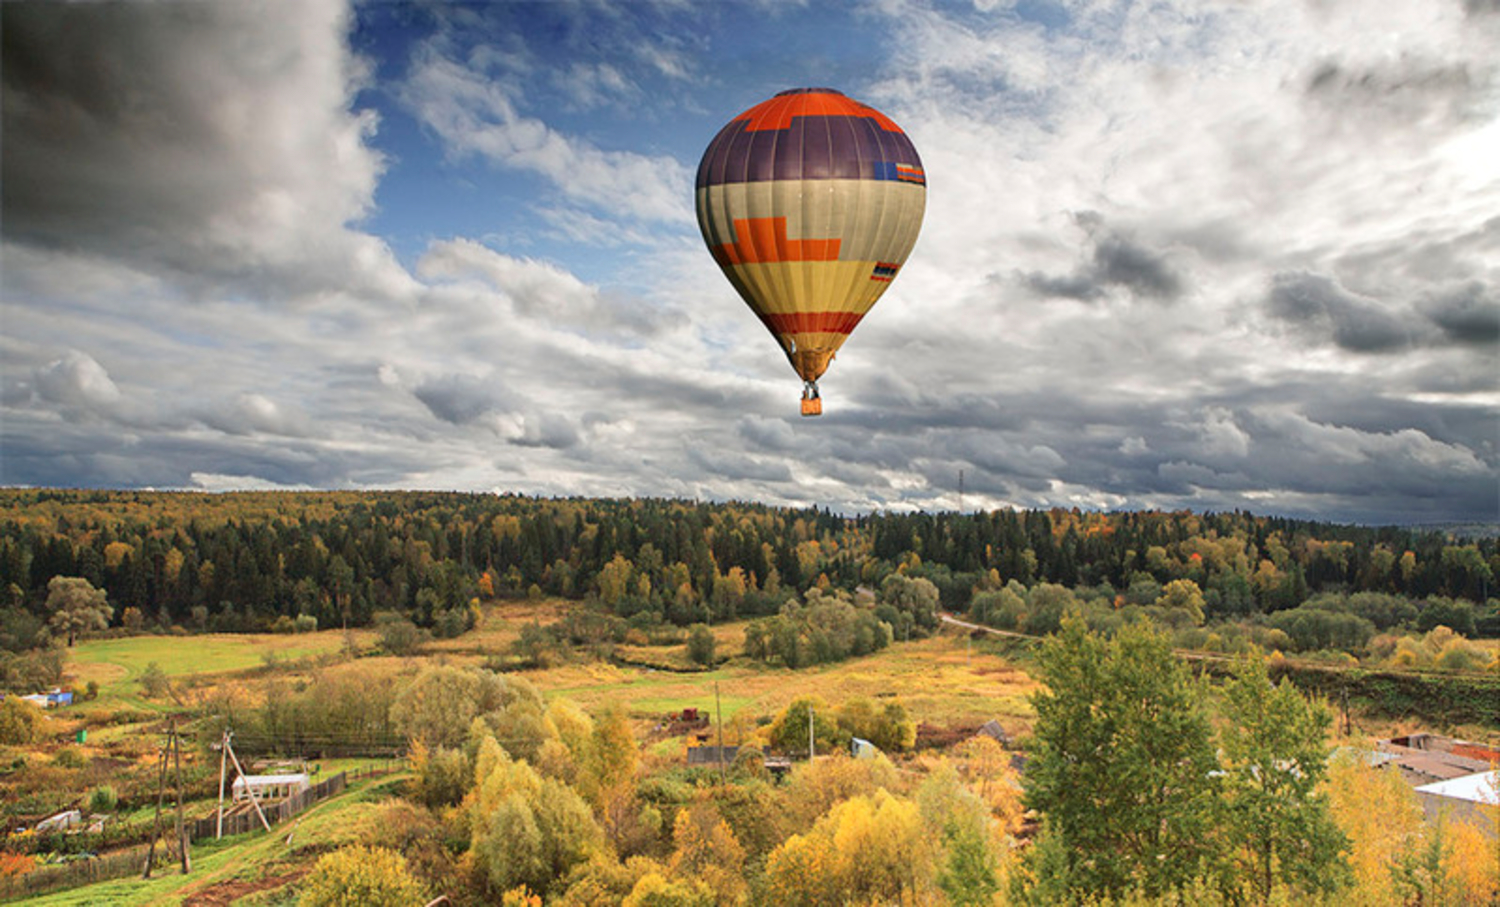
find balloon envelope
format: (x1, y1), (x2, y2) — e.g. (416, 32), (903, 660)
(695, 88), (925, 413)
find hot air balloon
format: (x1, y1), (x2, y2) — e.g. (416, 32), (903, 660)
(695, 88), (926, 416)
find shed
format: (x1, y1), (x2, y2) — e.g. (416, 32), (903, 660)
(232, 773), (310, 803)
(687, 745), (739, 765)
(977, 720), (1010, 747)
(19, 688), (72, 709)
(850, 737), (879, 759)
(1414, 770), (1499, 829)
(36, 810), (83, 833)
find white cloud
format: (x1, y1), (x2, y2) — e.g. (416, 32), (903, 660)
(401, 49), (693, 226)
(34, 351), (121, 413)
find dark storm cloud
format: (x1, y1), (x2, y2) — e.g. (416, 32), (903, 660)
(0, 0), (410, 301)
(413, 374), (505, 424)
(1265, 272), (1415, 353)
(0, 415), (369, 489)
(1023, 212), (1185, 303)
(510, 413), (581, 450)
(1303, 52), (1488, 132)
(1422, 282), (1500, 345)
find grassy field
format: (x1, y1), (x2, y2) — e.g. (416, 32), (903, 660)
(64, 631), (372, 711)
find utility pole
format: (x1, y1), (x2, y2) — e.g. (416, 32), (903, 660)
(715, 682), (727, 785)
(142, 746), (168, 878)
(173, 718), (190, 873)
(216, 730), (229, 839)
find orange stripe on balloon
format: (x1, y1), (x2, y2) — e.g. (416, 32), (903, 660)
(711, 217), (841, 266)
(737, 91), (903, 133)
(760, 311), (866, 335)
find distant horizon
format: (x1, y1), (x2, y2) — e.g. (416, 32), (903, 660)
(3, 0), (1496, 527)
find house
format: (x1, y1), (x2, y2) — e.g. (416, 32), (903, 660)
(231, 773), (310, 803)
(1413, 770), (1499, 830)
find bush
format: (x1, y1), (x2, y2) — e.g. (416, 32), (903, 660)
(52, 746), (86, 769)
(271, 615), (297, 634)
(686, 624), (716, 666)
(297, 844), (425, 907)
(139, 662), (170, 698)
(376, 614), (427, 656)
(294, 613), (318, 633)
(89, 784), (118, 813)
(0, 697), (42, 745)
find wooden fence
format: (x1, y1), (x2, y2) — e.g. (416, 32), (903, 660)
(0, 761), (403, 903)
(0, 843), (162, 902)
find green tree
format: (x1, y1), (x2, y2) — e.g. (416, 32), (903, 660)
(298, 844), (425, 907)
(45, 576), (112, 646)
(766, 696), (842, 756)
(1219, 659), (1349, 901)
(1020, 619), (1222, 899)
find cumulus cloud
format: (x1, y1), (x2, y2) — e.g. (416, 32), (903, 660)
(33, 351), (121, 413)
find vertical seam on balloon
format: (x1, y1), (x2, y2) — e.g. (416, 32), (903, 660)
(765, 95), (792, 328)
(844, 115), (866, 322)
(738, 103), (773, 326)
(867, 123), (899, 304)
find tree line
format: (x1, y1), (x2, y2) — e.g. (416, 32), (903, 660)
(1, 490), (1495, 656)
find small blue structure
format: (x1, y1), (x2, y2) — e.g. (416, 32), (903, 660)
(850, 737), (878, 759)
(17, 688), (72, 708)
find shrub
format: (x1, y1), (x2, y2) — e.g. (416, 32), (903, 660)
(0, 697), (42, 745)
(89, 784), (118, 813)
(139, 662), (169, 698)
(376, 614), (427, 656)
(297, 844), (424, 907)
(52, 746), (86, 769)
(270, 615), (297, 634)
(294, 613), (318, 633)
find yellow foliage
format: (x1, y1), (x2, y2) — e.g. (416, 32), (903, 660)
(1324, 752), (1422, 905)
(764, 789), (935, 906)
(296, 845), (425, 907)
(1442, 817), (1500, 903)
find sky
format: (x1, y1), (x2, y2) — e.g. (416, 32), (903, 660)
(2, 0), (1497, 526)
